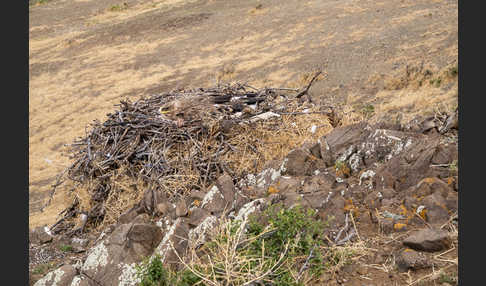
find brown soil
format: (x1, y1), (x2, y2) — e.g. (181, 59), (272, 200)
(29, 0), (457, 284)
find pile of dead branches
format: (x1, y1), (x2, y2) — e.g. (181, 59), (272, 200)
(47, 72), (332, 231)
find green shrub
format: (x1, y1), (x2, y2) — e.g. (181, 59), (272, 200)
(136, 255), (201, 286)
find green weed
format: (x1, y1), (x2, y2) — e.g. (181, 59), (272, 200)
(59, 245), (73, 252)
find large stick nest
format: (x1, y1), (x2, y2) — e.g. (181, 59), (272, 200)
(47, 77), (333, 232)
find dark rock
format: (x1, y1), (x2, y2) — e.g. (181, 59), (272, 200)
(302, 190), (334, 209)
(381, 188), (397, 199)
(308, 142), (322, 159)
(187, 208), (211, 227)
(415, 177), (453, 198)
(373, 169), (396, 190)
(319, 137), (334, 167)
(302, 173), (335, 193)
(71, 237), (89, 249)
(403, 228), (451, 252)
(445, 192), (458, 213)
(33, 265), (77, 286)
(30, 226), (53, 245)
(318, 194), (346, 227)
(431, 144), (458, 165)
(403, 196), (418, 210)
(281, 148), (324, 176)
(81, 221), (163, 285)
(216, 174), (236, 207)
(176, 200), (189, 217)
(282, 191), (307, 208)
(156, 202), (175, 218)
(126, 223), (164, 260)
(142, 188), (156, 214)
(379, 218), (395, 234)
(154, 219), (190, 267)
(189, 190), (207, 201)
(118, 206), (143, 225)
(422, 192), (450, 224)
(381, 135), (440, 191)
(274, 176), (302, 194)
(188, 216), (219, 249)
(232, 191), (250, 212)
(364, 191), (383, 209)
(324, 122), (371, 156)
(396, 249), (431, 271)
(201, 185), (227, 214)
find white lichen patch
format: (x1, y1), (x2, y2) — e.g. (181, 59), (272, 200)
(154, 218), (181, 260)
(338, 145), (356, 162)
(348, 153), (362, 172)
(279, 158), (288, 173)
(246, 174), (256, 186)
(188, 216), (218, 248)
(70, 276), (83, 286)
(43, 226), (52, 236)
(382, 130), (402, 141)
(314, 169), (320, 175)
(359, 170), (376, 186)
(235, 199), (265, 221)
(416, 205), (426, 215)
(82, 241), (109, 272)
(256, 170), (269, 189)
(270, 168), (281, 182)
(71, 237), (85, 245)
(323, 191), (333, 205)
(201, 185), (223, 208)
(118, 263), (141, 286)
(404, 138), (413, 148)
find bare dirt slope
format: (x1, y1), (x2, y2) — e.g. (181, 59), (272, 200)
(29, 0), (457, 228)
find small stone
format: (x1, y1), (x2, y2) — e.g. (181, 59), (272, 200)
(422, 192), (449, 224)
(403, 228), (451, 252)
(379, 219), (395, 234)
(396, 248), (431, 271)
(176, 200), (188, 217)
(216, 174), (236, 206)
(364, 191), (382, 209)
(281, 148), (324, 176)
(156, 202), (171, 216)
(30, 226), (53, 245)
(118, 207), (142, 224)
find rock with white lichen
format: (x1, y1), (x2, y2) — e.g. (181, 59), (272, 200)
(79, 222), (163, 286)
(33, 265), (77, 286)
